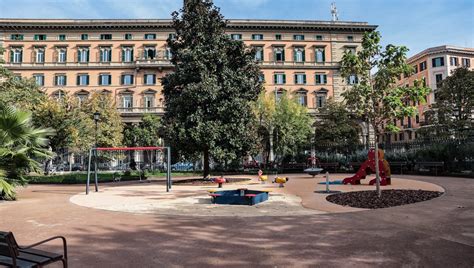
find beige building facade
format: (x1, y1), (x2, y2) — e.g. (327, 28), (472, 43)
(386, 45), (474, 143)
(0, 19), (376, 123)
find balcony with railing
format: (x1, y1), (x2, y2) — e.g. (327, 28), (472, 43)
(259, 61), (340, 69)
(117, 106), (165, 122)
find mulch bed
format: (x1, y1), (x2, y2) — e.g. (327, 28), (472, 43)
(326, 189), (443, 209)
(173, 178), (251, 186)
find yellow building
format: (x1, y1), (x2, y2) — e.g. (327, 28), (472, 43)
(0, 19), (376, 122)
(386, 45), (474, 143)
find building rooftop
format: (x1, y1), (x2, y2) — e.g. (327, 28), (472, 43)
(0, 18), (377, 32)
(408, 45), (474, 63)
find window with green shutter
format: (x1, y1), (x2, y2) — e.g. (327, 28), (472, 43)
(275, 34), (282, 40)
(315, 47), (325, 63)
(10, 48), (23, 63)
(100, 34), (112, 40)
(293, 34), (304, 41)
(274, 73), (286, 84)
(294, 48), (305, 62)
(58, 34), (66, 41)
(254, 46), (264, 61)
(315, 74), (327, 84)
(294, 73), (306, 84)
(122, 47), (134, 62)
(10, 34), (23, 40)
(144, 33), (156, 40)
(230, 34), (242, 40)
(34, 34), (47, 41)
(81, 34), (88, 40)
(274, 47), (285, 62)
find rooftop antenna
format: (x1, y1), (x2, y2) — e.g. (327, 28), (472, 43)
(331, 2), (339, 21)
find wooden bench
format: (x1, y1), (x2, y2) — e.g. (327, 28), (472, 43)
(389, 161), (409, 175)
(0, 231), (67, 268)
(319, 162), (339, 172)
(417, 162), (445, 176)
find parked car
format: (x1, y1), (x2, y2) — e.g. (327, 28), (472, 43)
(71, 163), (83, 171)
(171, 162), (194, 171)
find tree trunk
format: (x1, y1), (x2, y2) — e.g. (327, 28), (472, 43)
(203, 149), (210, 178)
(374, 133), (381, 197)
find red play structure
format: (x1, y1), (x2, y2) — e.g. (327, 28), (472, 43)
(343, 149), (391, 186)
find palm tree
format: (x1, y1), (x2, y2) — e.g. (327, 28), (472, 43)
(0, 104), (54, 200)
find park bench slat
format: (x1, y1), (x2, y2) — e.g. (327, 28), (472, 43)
(0, 255), (37, 268)
(17, 252), (54, 264)
(0, 242), (12, 256)
(19, 248), (62, 260)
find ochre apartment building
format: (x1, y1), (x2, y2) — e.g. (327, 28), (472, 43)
(385, 45), (474, 143)
(1, 19), (376, 123)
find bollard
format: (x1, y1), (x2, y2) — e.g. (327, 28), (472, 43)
(325, 172), (330, 193)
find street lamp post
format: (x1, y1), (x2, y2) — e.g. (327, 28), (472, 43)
(93, 111), (101, 148)
(93, 111), (100, 192)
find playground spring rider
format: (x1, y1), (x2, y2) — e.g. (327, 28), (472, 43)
(343, 149), (391, 186)
(258, 169), (268, 184)
(214, 176), (227, 188)
(273, 177), (289, 187)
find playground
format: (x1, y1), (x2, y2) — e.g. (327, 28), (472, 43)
(3, 146), (473, 267)
(1, 174), (473, 267)
(70, 173), (444, 216)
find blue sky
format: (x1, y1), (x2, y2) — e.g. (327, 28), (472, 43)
(1, 0), (473, 57)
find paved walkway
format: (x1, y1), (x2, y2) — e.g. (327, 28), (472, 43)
(1, 174), (473, 267)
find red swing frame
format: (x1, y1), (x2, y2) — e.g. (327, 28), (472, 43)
(86, 146), (172, 194)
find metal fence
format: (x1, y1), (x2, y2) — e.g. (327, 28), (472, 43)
(311, 136), (474, 176)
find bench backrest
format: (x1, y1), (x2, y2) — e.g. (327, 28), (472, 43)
(0, 231), (19, 258)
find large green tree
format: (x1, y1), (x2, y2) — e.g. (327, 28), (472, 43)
(340, 31), (430, 196)
(161, 0), (262, 177)
(254, 92), (313, 164)
(421, 67), (474, 138)
(313, 99), (361, 152)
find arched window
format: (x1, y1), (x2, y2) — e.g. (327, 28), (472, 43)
(142, 89), (157, 111)
(122, 46), (134, 62)
(118, 89), (134, 112)
(295, 89), (308, 107)
(75, 90), (89, 105)
(52, 90), (66, 101)
(293, 47), (305, 63)
(314, 88), (328, 108)
(144, 46), (156, 60)
(275, 88), (286, 102)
